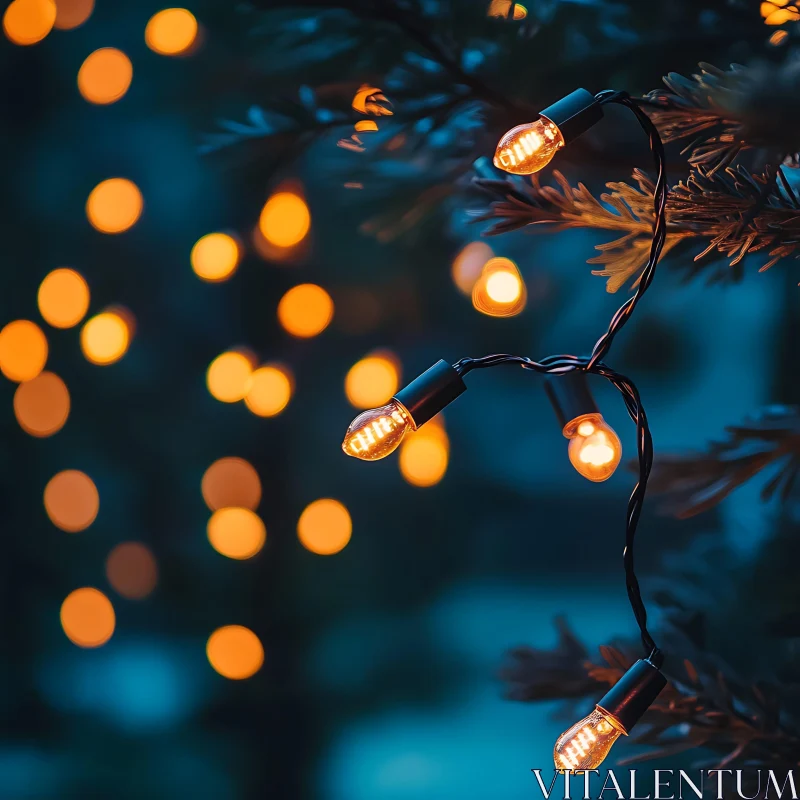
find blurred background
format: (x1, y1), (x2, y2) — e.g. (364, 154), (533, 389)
(0, 0), (797, 797)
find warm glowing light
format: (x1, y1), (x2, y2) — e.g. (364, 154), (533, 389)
(472, 258), (526, 317)
(354, 120), (379, 132)
(3, 0), (56, 45)
(53, 0), (93, 29)
(761, 1), (800, 24)
(259, 192), (310, 248)
(106, 542), (158, 599)
(342, 400), (413, 460)
(207, 507), (266, 560)
(202, 457), (261, 511)
(207, 625), (264, 679)
(60, 587), (115, 648)
(14, 371), (70, 437)
(44, 469), (99, 532)
(494, 117), (564, 175)
(277, 284), (334, 338)
(38, 268), (90, 328)
(207, 350), (254, 403)
(487, 0), (527, 19)
(297, 498), (352, 556)
(565, 413), (622, 482)
(351, 84), (393, 115)
(769, 28), (790, 44)
(0, 320), (48, 382)
(78, 48), (133, 105)
(345, 353), (400, 409)
(80, 311), (130, 365)
(145, 8), (198, 55)
(245, 364), (293, 417)
(399, 421), (449, 487)
(86, 178), (142, 233)
(452, 241), (493, 294)
(554, 709), (623, 770)
(191, 232), (240, 282)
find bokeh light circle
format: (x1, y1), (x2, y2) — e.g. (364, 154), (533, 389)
(38, 268), (90, 329)
(0, 320), (48, 382)
(3, 0), (56, 45)
(14, 371), (70, 437)
(297, 499), (352, 556)
(44, 470), (99, 532)
(259, 192), (310, 248)
(106, 542), (158, 600)
(345, 354), (399, 409)
(486, 270), (522, 303)
(60, 587), (115, 648)
(202, 457), (261, 511)
(206, 625), (264, 680)
(145, 8), (198, 55)
(191, 233), (240, 282)
(206, 351), (254, 403)
(399, 430), (449, 487)
(53, 0), (93, 29)
(81, 312), (130, 365)
(245, 364), (293, 417)
(277, 284), (333, 338)
(207, 508), (266, 560)
(78, 48), (133, 105)
(86, 178), (142, 233)
(451, 241), (492, 294)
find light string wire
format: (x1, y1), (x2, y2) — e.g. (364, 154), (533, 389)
(453, 90), (668, 665)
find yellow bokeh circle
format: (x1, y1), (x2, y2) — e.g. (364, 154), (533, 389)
(145, 8), (198, 55)
(60, 587), (115, 648)
(207, 507), (266, 560)
(0, 320), (48, 382)
(345, 354), (399, 409)
(44, 469), (99, 532)
(201, 457), (261, 512)
(277, 284), (333, 338)
(81, 312), (130, 365)
(206, 351), (254, 403)
(38, 268), (90, 329)
(191, 233), (240, 282)
(14, 371), (70, 437)
(399, 429), (450, 487)
(86, 178), (143, 233)
(207, 625), (264, 680)
(78, 48), (133, 105)
(259, 192), (310, 248)
(3, 0), (56, 45)
(245, 364), (293, 417)
(297, 498), (352, 556)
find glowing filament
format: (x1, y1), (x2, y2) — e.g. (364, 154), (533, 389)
(564, 413), (622, 482)
(493, 117), (564, 175)
(554, 709), (623, 771)
(343, 400), (413, 461)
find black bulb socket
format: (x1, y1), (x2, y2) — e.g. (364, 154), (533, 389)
(596, 659), (667, 734)
(394, 360), (466, 429)
(540, 88), (603, 145)
(544, 371), (600, 433)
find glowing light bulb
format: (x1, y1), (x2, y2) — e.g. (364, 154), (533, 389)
(565, 413), (622, 482)
(342, 400), (414, 461)
(554, 708), (624, 771)
(493, 117), (564, 175)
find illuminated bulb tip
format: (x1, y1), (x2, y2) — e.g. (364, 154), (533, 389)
(342, 400), (413, 461)
(566, 413), (622, 482)
(554, 709), (623, 771)
(493, 117), (564, 175)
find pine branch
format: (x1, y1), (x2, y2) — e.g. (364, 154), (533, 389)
(646, 406), (800, 519)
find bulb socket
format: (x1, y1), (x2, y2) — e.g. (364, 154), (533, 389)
(596, 659), (667, 734)
(540, 89), (603, 145)
(544, 371), (600, 433)
(394, 360), (466, 429)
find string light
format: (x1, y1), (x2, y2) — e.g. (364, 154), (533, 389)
(60, 587), (115, 648)
(145, 8), (198, 56)
(105, 542), (158, 600)
(81, 311), (131, 365)
(244, 364), (293, 417)
(53, 0), (93, 29)
(207, 507), (266, 560)
(202, 457), (261, 511)
(86, 178), (143, 233)
(191, 232), (240, 282)
(259, 191), (310, 248)
(206, 625), (264, 680)
(206, 350), (255, 403)
(3, 0), (56, 45)
(37, 268), (90, 328)
(344, 352), (400, 409)
(277, 284), (333, 338)
(297, 499), (352, 555)
(78, 48), (133, 105)
(0, 320), (48, 382)
(44, 469), (99, 532)
(14, 371), (70, 437)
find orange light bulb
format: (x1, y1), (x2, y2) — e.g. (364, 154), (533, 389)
(342, 400), (414, 461)
(565, 413), (622, 482)
(493, 117), (564, 175)
(554, 708), (625, 771)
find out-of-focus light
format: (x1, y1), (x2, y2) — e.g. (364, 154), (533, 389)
(259, 192), (310, 248)
(762, 1), (800, 24)
(472, 257), (527, 317)
(206, 350), (254, 403)
(0, 320), (48, 382)
(44, 469), (99, 532)
(245, 364), (293, 417)
(191, 232), (240, 282)
(487, 0), (527, 19)
(60, 587), (115, 648)
(354, 120), (379, 132)
(351, 84), (393, 115)
(769, 28), (790, 44)
(53, 0), (94, 29)
(145, 8), (198, 55)
(38, 268), (90, 329)
(3, 0), (56, 45)
(14, 371), (70, 437)
(106, 542), (158, 599)
(207, 507), (266, 560)
(452, 241), (493, 294)
(78, 48), (133, 105)
(206, 625), (264, 680)
(399, 418), (450, 487)
(277, 284), (333, 338)
(86, 178), (142, 233)
(201, 457), (261, 511)
(297, 499), (352, 556)
(80, 311), (130, 365)
(345, 352), (400, 409)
